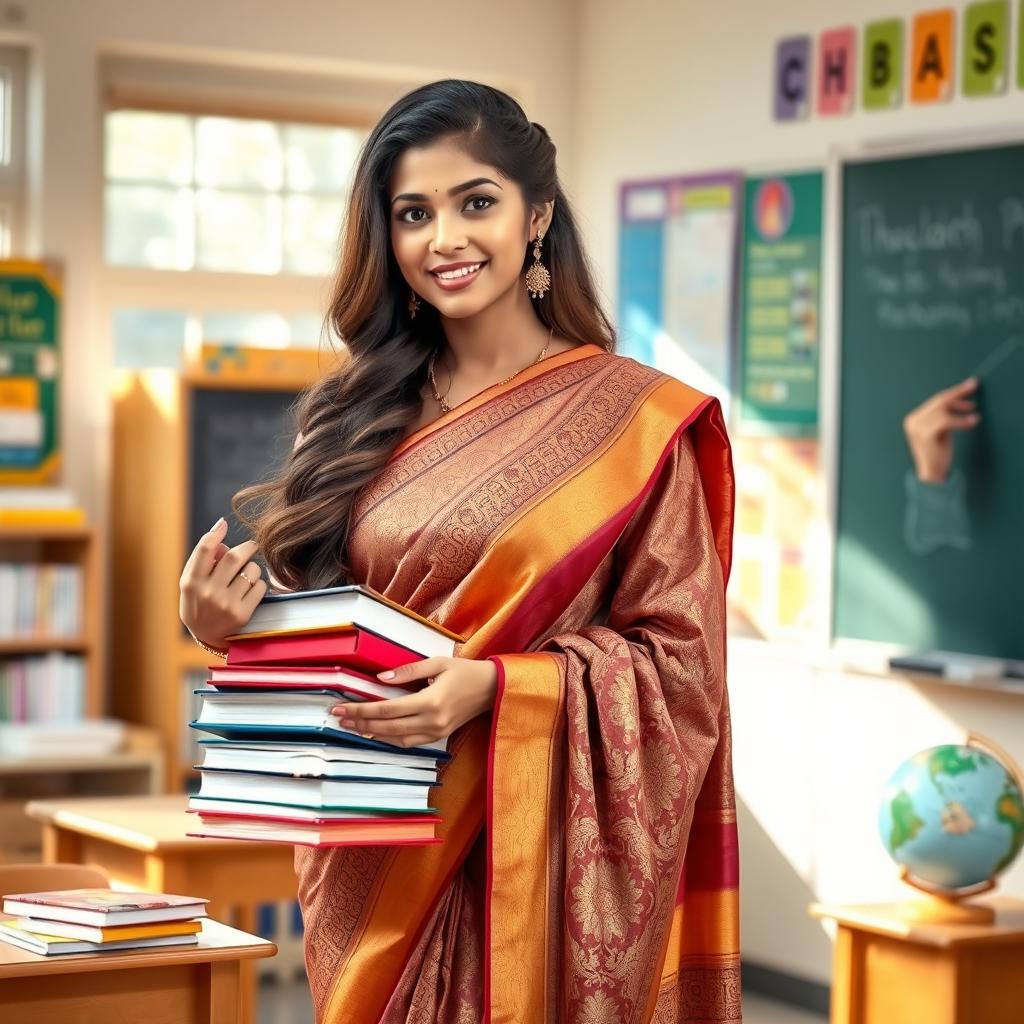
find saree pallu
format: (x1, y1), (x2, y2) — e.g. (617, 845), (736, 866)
(294, 342), (741, 1023)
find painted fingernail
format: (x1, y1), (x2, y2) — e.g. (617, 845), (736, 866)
(378, 670), (395, 680)
(210, 517), (225, 531)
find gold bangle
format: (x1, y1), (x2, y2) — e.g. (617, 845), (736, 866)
(188, 629), (228, 659)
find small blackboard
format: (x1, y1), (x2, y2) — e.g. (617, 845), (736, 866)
(187, 385), (300, 568)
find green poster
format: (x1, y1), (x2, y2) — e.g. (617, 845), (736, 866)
(963, 0), (1008, 96)
(863, 19), (904, 110)
(0, 261), (62, 483)
(738, 172), (822, 437)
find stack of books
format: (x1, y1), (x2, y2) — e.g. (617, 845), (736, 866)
(0, 888), (208, 956)
(186, 583), (465, 848)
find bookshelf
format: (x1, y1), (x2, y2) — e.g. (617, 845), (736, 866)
(0, 523), (105, 718)
(110, 346), (327, 790)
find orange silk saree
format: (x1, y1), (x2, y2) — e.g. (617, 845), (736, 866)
(294, 342), (740, 1023)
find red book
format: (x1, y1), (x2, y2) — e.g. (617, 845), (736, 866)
(226, 627), (423, 674)
(206, 664), (421, 701)
(187, 809), (442, 847)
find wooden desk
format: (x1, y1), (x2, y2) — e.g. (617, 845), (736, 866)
(25, 795), (297, 1023)
(810, 897), (1024, 1024)
(0, 918), (274, 1024)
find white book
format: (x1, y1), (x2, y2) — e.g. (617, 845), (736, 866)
(192, 689), (449, 755)
(197, 745), (437, 782)
(188, 797), (396, 820)
(198, 739), (440, 770)
(0, 487), (76, 508)
(0, 923), (200, 956)
(230, 583), (463, 659)
(0, 718), (123, 758)
(196, 770), (434, 810)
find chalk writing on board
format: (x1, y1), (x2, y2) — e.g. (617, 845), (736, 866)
(856, 203), (984, 258)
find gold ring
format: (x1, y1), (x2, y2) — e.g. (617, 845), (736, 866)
(239, 570), (255, 588)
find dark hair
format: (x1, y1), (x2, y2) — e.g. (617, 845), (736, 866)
(234, 78), (616, 591)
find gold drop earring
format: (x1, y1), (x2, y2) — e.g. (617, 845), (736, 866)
(525, 229), (552, 299)
(408, 289), (422, 319)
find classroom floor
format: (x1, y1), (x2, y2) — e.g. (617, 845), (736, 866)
(256, 978), (829, 1023)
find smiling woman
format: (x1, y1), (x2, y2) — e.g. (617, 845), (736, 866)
(219, 79), (740, 1024)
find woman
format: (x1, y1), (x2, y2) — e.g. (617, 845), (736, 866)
(179, 79), (740, 1023)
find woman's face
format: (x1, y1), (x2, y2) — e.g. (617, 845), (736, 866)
(388, 138), (546, 318)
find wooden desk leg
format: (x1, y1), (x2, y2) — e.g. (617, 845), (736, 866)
(234, 904), (259, 1024)
(830, 926), (864, 1024)
(41, 824), (82, 864)
(201, 959), (242, 1024)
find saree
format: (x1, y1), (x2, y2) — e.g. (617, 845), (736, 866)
(294, 341), (741, 1023)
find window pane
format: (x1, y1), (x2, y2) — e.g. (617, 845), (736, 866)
(105, 111), (193, 185)
(195, 117), (282, 190)
(286, 312), (326, 348)
(196, 189), (282, 273)
(283, 195), (343, 275)
(202, 311), (289, 348)
(113, 309), (187, 368)
(283, 124), (362, 192)
(105, 185), (194, 269)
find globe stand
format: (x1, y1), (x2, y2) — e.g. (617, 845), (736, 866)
(898, 866), (997, 925)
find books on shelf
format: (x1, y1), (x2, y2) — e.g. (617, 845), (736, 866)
(0, 889), (208, 954)
(227, 583), (463, 659)
(0, 652), (86, 722)
(0, 487), (85, 526)
(0, 718), (124, 758)
(0, 562), (84, 637)
(188, 586), (464, 848)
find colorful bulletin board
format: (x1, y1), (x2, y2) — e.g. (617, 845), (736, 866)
(617, 171), (825, 642)
(737, 171), (823, 437)
(0, 260), (62, 483)
(618, 172), (741, 417)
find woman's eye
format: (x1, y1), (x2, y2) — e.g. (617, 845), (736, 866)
(396, 195), (495, 224)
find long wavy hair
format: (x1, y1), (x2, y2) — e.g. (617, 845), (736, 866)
(234, 79), (616, 591)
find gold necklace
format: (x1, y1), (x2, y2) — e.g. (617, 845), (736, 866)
(428, 324), (554, 414)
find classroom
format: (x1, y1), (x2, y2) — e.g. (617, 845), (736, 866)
(1, 1), (1023, 1022)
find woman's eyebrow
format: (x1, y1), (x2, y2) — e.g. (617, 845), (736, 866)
(390, 177), (503, 206)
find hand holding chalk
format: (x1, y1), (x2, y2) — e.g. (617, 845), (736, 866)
(902, 377), (981, 484)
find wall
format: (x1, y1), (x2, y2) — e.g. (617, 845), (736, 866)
(573, 0), (1024, 983)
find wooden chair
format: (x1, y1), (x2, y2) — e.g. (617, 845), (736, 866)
(0, 862), (110, 896)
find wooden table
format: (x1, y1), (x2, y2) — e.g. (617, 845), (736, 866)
(25, 795), (298, 1023)
(810, 897), (1024, 1023)
(0, 918), (275, 1023)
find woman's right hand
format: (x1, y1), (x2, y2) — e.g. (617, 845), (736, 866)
(178, 517), (268, 650)
(902, 377), (981, 484)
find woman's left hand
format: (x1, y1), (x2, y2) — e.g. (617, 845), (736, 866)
(331, 657), (498, 748)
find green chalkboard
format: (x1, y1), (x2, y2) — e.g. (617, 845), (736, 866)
(835, 140), (1024, 661)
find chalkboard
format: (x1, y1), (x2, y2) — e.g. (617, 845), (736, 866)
(187, 386), (300, 571)
(834, 140), (1024, 662)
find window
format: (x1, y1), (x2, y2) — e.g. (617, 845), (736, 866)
(104, 106), (360, 368)
(104, 111), (364, 275)
(0, 45), (28, 257)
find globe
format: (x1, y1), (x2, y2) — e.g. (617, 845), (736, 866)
(879, 734), (1024, 901)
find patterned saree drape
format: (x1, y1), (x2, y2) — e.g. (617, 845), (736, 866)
(294, 342), (741, 1023)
